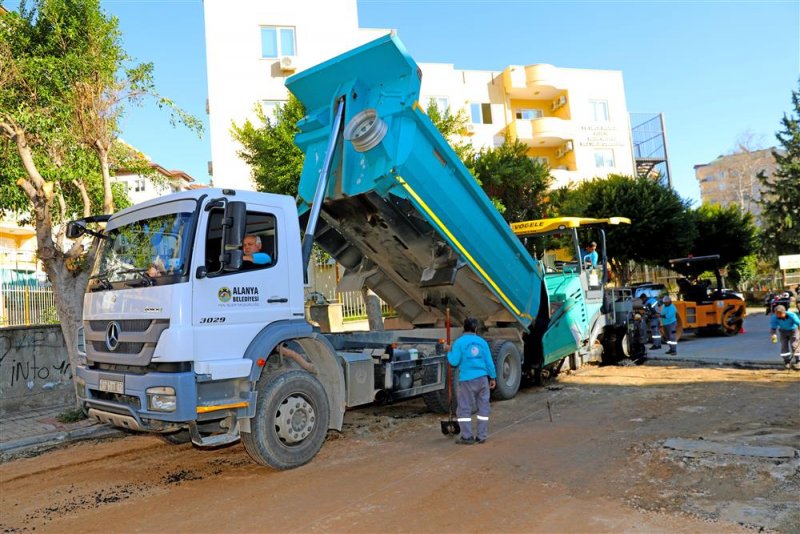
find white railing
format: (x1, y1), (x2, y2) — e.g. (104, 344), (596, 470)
(1, 282), (59, 327)
(307, 288), (394, 322)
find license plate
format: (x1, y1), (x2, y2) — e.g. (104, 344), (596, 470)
(99, 378), (124, 394)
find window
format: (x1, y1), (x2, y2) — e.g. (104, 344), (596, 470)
(529, 156), (549, 167)
(261, 26), (296, 59)
(470, 103), (493, 124)
(515, 109), (543, 120)
(594, 149), (615, 169)
(261, 100), (285, 124)
(589, 100), (609, 122)
(432, 96), (449, 112)
(135, 178), (146, 192)
(205, 209), (278, 274)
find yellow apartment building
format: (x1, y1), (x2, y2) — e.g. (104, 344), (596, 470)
(418, 62), (637, 189)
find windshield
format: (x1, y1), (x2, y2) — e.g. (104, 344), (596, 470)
(92, 212), (193, 285)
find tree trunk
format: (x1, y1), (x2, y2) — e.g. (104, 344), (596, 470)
(42, 257), (91, 403)
(362, 288), (384, 331)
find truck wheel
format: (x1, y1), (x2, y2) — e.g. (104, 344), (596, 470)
(241, 370), (330, 470)
(422, 364), (456, 414)
(159, 429), (191, 445)
(491, 341), (522, 400)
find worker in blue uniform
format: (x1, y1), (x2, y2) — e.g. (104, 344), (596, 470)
(644, 295), (662, 350)
(582, 241), (598, 268)
(447, 318), (496, 445)
(770, 305), (800, 370)
(660, 295), (679, 355)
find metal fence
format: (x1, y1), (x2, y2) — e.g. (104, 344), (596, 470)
(337, 290), (394, 321)
(0, 281), (59, 327)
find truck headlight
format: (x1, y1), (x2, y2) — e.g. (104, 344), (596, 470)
(147, 386), (177, 412)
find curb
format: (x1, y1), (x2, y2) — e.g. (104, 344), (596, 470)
(646, 355), (786, 370)
(0, 423), (124, 455)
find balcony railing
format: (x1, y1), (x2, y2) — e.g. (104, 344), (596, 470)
(510, 117), (573, 146)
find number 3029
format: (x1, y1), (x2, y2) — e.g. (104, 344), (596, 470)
(200, 316), (226, 324)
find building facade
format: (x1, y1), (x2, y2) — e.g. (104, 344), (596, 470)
(694, 148), (778, 221)
(203, 0), (639, 191)
(115, 162), (199, 205)
(204, 0), (388, 189)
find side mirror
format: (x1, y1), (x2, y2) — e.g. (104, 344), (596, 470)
(66, 220), (87, 239)
(222, 201), (246, 272)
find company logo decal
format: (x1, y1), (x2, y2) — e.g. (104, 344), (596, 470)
(218, 287), (232, 303)
(218, 286), (260, 306)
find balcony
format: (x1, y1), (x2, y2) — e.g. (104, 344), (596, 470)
(509, 117), (574, 147)
(502, 64), (565, 99)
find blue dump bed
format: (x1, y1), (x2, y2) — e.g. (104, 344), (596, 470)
(287, 34), (542, 330)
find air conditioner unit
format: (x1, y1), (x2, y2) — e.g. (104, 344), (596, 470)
(556, 147), (565, 159)
(551, 95), (567, 111)
(464, 124), (476, 135)
(279, 55), (297, 72)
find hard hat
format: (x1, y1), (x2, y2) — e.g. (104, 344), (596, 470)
(662, 295), (672, 303)
(774, 304), (786, 313)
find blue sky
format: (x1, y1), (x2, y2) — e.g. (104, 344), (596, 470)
(102, 0), (799, 204)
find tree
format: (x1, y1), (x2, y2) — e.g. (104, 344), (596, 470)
(0, 0), (201, 381)
(468, 137), (551, 222)
(231, 95), (306, 196)
(689, 203), (757, 266)
(758, 82), (800, 258)
(555, 174), (696, 285)
(688, 203), (758, 288)
(424, 99), (474, 165)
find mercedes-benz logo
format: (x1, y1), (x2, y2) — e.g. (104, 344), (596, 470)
(105, 321), (121, 351)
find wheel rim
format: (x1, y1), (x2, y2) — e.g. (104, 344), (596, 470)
(501, 353), (518, 387)
(275, 394), (316, 445)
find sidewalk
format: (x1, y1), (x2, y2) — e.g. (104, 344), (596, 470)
(0, 404), (122, 460)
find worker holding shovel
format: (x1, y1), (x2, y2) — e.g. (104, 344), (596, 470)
(446, 318), (496, 445)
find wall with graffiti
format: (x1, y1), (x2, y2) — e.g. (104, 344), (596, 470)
(0, 325), (74, 416)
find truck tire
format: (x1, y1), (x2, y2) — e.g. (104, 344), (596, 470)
(422, 364), (457, 414)
(159, 429), (191, 445)
(491, 341), (522, 401)
(241, 370), (330, 470)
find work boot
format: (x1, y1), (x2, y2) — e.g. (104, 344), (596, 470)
(475, 438), (486, 444)
(792, 362), (800, 371)
(455, 436), (474, 445)
(666, 349), (676, 355)
(784, 358), (792, 370)
(650, 345), (661, 350)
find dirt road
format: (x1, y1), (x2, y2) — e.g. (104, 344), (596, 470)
(1, 362), (798, 533)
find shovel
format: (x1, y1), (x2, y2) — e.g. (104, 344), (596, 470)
(440, 308), (460, 436)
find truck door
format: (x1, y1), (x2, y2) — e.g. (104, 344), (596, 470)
(192, 205), (291, 360)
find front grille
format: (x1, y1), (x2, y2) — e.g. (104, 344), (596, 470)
(89, 319), (153, 332)
(84, 319), (170, 366)
(91, 341), (145, 354)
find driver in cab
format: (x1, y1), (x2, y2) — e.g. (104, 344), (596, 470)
(242, 234), (272, 268)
